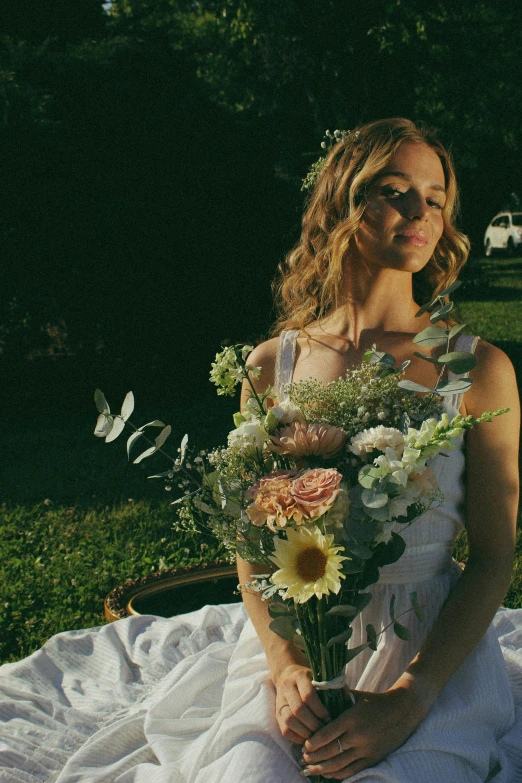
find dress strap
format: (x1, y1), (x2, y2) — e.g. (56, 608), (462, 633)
(447, 333), (480, 412)
(274, 330), (300, 401)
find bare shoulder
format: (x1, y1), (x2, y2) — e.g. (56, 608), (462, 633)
(247, 336), (280, 380)
(465, 339), (519, 419)
(242, 336), (280, 402)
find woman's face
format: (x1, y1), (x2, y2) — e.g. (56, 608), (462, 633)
(353, 142), (446, 273)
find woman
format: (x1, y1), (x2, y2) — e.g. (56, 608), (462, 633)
(1, 118), (521, 783)
(237, 118), (521, 780)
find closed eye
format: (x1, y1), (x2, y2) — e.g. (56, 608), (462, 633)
(381, 185), (444, 210)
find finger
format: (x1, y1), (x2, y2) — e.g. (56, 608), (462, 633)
(304, 712), (352, 752)
(296, 677), (331, 723)
(302, 735), (350, 764)
(322, 757), (369, 779)
(286, 686), (324, 733)
(303, 748), (360, 777)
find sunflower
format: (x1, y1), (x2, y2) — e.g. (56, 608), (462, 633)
(269, 526), (349, 604)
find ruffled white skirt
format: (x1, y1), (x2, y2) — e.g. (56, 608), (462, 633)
(1, 560), (522, 783)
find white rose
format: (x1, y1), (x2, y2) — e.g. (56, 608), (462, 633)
(227, 420), (267, 455)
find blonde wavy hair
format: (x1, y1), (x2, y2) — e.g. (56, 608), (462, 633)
(272, 117), (470, 335)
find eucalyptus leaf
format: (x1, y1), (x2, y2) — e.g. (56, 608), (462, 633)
(396, 359), (411, 373)
(397, 380), (434, 393)
(435, 378), (473, 395)
(413, 351), (439, 365)
(134, 445), (157, 464)
(155, 425), (172, 450)
(192, 498), (219, 515)
(398, 412), (410, 435)
(429, 302), (454, 323)
(438, 280), (462, 297)
(448, 322), (467, 339)
(358, 466), (382, 490)
(346, 542), (374, 559)
(138, 420), (165, 430)
(327, 627), (353, 648)
(345, 643), (370, 663)
(393, 621), (411, 641)
(127, 430), (144, 459)
(343, 518), (379, 542)
(120, 391), (134, 421)
(438, 352), (477, 374)
(105, 416), (126, 443)
(389, 594), (396, 622)
(373, 533), (406, 566)
(412, 325), (448, 347)
(148, 470), (175, 479)
(354, 592), (373, 613)
(268, 601), (293, 618)
(180, 434), (189, 463)
(94, 412), (114, 438)
(292, 632), (306, 651)
(94, 388), (110, 414)
(326, 604), (358, 617)
(410, 592), (425, 622)
(365, 505), (390, 522)
(415, 299), (436, 317)
(366, 623), (378, 651)
(342, 561), (364, 574)
(361, 488), (388, 509)
(269, 616), (297, 641)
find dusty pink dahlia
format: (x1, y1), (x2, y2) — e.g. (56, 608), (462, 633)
(268, 422), (346, 460)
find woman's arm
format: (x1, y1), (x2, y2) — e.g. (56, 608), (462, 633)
(395, 341), (519, 702)
(237, 341), (330, 743)
(302, 341), (520, 779)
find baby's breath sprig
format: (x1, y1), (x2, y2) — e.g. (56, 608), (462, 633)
(301, 128), (360, 191)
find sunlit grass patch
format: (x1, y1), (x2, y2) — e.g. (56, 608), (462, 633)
(0, 500), (224, 663)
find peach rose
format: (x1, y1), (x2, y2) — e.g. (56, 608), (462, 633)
(291, 468), (342, 519)
(246, 471), (303, 530)
(269, 422), (346, 460)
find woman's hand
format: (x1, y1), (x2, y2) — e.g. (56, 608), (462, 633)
(274, 664), (331, 744)
(301, 686), (427, 779)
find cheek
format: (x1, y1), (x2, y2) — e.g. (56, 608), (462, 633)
(359, 203), (391, 238)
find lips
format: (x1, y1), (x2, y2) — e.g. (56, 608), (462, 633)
(395, 230), (429, 247)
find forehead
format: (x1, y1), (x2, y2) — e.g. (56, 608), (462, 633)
(379, 142), (446, 187)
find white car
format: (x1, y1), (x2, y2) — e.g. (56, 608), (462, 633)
(484, 212), (522, 257)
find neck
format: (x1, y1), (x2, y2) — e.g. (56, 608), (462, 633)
(319, 258), (419, 349)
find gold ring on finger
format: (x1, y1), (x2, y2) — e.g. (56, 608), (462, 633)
(278, 704), (291, 716)
(337, 737), (343, 753)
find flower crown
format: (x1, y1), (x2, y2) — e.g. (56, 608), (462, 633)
(301, 128), (361, 191)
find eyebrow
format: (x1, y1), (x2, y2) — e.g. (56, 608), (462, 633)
(378, 170), (446, 193)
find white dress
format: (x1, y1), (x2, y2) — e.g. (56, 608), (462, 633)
(1, 332), (522, 783)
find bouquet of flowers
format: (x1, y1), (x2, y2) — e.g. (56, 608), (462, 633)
(94, 283), (507, 783)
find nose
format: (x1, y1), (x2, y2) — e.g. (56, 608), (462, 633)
(406, 191), (429, 221)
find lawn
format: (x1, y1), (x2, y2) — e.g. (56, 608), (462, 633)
(1, 254), (522, 664)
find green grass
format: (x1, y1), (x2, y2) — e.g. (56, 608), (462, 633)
(1, 254), (522, 664)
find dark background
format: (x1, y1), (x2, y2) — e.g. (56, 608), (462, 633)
(1, 0), (521, 419)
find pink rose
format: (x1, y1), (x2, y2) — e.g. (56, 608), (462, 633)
(269, 422), (346, 460)
(291, 468), (342, 519)
(246, 471), (303, 530)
